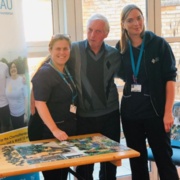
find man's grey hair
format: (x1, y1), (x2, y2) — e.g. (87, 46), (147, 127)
(87, 13), (110, 33)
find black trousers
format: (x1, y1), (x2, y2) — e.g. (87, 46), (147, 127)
(42, 168), (69, 180)
(0, 105), (11, 133)
(11, 114), (25, 130)
(76, 109), (120, 180)
(122, 116), (179, 180)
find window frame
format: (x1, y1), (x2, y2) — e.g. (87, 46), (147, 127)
(26, 0), (180, 58)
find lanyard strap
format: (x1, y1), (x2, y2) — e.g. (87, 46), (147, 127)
(49, 60), (77, 104)
(128, 36), (145, 83)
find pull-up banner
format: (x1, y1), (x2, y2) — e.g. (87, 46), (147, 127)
(0, 0), (29, 133)
(0, 0), (26, 57)
(0, 1), (39, 179)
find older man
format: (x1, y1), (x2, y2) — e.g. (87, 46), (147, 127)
(68, 14), (121, 180)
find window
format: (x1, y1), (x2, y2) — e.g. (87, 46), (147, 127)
(81, 0), (146, 46)
(161, 0), (180, 38)
(22, 0), (53, 79)
(160, 0), (180, 100)
(22, 0), (53, 42)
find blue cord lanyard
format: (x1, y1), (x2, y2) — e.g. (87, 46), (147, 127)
(49, 60), (77, 104)
(128, 36), (145, 84)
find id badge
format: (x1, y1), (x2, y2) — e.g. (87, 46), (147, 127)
(70, 104), (77, 113)
(131, 84), (142, 92)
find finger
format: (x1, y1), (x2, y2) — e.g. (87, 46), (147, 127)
(165, 124), (171, 132)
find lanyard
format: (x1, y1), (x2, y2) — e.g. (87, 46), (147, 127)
(49, 60), (77, 104)
(128, 36), (145, 83)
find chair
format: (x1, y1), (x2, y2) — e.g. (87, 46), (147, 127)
(147, 147), (180, 166)
(147, 102), (180, 179)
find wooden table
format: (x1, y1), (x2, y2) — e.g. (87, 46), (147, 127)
(0, 133), (140, 178)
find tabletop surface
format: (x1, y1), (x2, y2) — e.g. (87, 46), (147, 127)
(0, 133), (140, 178)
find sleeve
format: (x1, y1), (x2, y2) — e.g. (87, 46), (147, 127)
(115, 40), (120, 50)
(115, 41), (125, 81)
(32, 66), (53, 102)
(67, 43), (78, 78)
(161, 39), (177, 82)
(113, 50), (121, 76)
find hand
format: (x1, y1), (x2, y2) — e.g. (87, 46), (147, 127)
(163, 112), (174, 132)
(52, 128), (68, 141)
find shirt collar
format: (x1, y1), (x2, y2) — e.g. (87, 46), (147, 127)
(85, 39), (106, 54)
